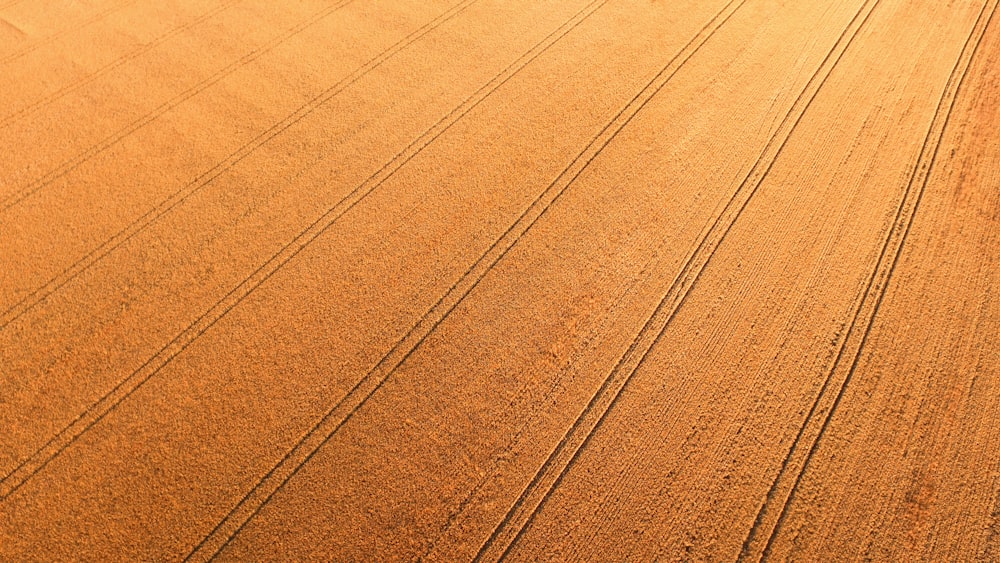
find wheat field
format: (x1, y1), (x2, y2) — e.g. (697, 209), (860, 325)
(1, 0), (998, 560)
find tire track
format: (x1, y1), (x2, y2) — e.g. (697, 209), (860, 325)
(0, 0), (375, 328)
(0, 0), (355, 214)
(415, 227), (678, 563)
(0, 0), (572, 505)
(0, 0), (245, 129)
(0, 0), (138, 65)
(737, 1), (999, 560)
(177, 4), (610, 559)
(470, 0), (881, 560)
(192, 0), (748, 559)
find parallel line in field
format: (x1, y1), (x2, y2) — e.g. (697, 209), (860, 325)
(195, 0), (746, 556)
(0, 0), (355, 214)
(0, 0), (246, 129)
(470, 0), (882, 560)
(181, 2), (618, 559)
(0, 0), (369, 326)
(0, 0), (138, 65)
(747, 2), (999, 561)
(0, 0), (480, 494)
(190, 0), (755, 557)
(415, 219), (681, 563)
(0, 0), (518, 505)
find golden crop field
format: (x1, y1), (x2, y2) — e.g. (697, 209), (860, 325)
(1, 0), (998, 560)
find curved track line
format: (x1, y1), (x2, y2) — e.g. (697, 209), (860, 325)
(194, 0), (750, 559)
(469, 0), (882, 560)
(0, 0), (246, 129)
(742, 2), (999, 561)
(0, 0), (138, 65)
(0, 0), (354, 214)
(0, 0), (527, 505)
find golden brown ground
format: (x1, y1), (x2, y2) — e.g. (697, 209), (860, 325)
(1, 0), (998, 560)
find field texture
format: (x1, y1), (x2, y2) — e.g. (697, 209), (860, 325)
(2, 0), (999, 561)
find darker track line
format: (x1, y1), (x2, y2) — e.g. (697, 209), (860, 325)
(0, 0), (246, 129)
(181, 2), (615, 560)
(0, 0), (542, 509)
(0, 0), (478, 501)
(0, 0), (355, 215)
(0, 0), (138, 65)
(747, 2), (999, 561)
(469, 0), (884, 560)
(415, 222), (678, 563)
(0, 0), (366, 328)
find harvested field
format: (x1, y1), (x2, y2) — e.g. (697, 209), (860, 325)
(1, 0), (998, 560)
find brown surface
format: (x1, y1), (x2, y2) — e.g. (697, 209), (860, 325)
(1, 0), (998, 561)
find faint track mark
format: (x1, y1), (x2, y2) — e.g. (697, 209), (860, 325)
(0, 0), (486, 499)
(0, 0), (139, 65)
(0, 0), (363, 325)
(0, 0), (355, 214)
